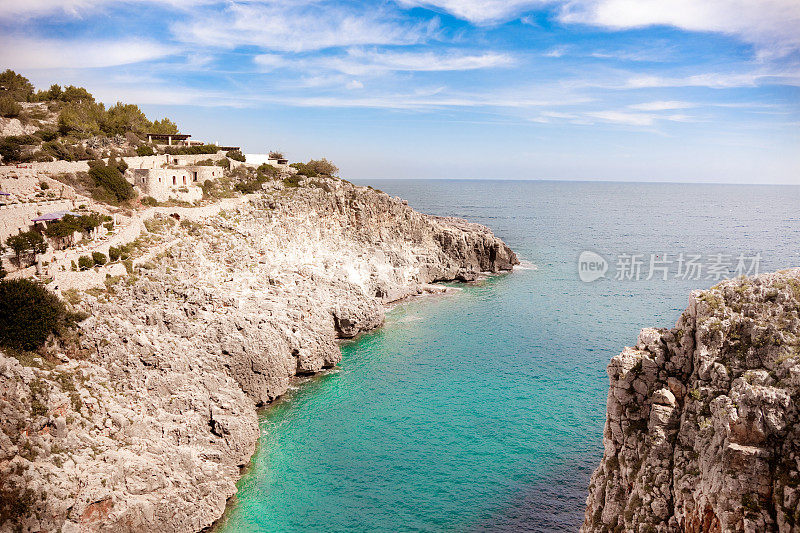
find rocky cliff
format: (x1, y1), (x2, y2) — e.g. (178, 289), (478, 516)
(0, 178), (517, 533)
(583, 269), (800, 532)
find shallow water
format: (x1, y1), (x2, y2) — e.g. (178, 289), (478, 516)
(217, 180), (800, 532)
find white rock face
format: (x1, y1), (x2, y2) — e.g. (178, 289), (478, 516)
(583, 269), (800, 532)
(0, 178), (517, 533)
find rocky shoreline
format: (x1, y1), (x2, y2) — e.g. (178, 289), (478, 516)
(582, 269), (800, 532)
(0, 178), (517, 532)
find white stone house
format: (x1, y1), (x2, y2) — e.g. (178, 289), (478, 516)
(130, 166), (222, 203)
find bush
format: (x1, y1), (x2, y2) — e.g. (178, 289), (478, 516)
(77, 256), (93, 271)
(216, 158), (230, 170)
(289, 159), (337, 178)
(0, 95), (22, 118)
(0, 279), (78, 351)
(257, 163), (280, 178)
(108, 246), (121, 262)
(91, 252), (107, 266)
(163, 144), (221, 156)
(226, 150), (245, 162)
(87, 159), (134, 204)
(269, 151), (284, 159)
(140, 196), (158, 206)
(136, 145), (155, 156)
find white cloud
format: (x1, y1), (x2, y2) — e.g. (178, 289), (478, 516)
(623, 71), (800, 89)
(399, 0), (800, 56)
(587, 110), (656, 126)
(396, 0), (546, 24)
(560, 0), (800, 57)
(628, 100), (694, 111)
(327, 49), (514, 75)
(346, 80), (364, 89)
(0, 36), (172, 69)
(173, 3), (432, 52)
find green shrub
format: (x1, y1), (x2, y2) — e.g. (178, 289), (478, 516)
(226, 150), (245, 162)
(0, 95), (22, 118)
(140, 196), (158, 206)
(136, 145), (155, 156)
(269, 151), (284, 159)
(0, 279), (80, 351)
(283, 175), (302, 188)
(77, 255), (93, 271)
(163, 144), (220, 156)
(91, 252), (106, 266)
(216, 158), (230, 169)
(87, 159), (134, 204)
(108, 246), (121, 262)
(257, 163), (280, 178)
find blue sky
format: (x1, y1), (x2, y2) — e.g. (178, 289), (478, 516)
(1, 0), (799, 183)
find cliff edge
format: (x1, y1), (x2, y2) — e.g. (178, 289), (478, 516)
(583, 269), (800, 532)
(0, 178), (517, 533)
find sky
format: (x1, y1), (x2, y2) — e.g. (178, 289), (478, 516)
(1, 0), (799, 183)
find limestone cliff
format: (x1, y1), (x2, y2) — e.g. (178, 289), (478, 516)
(583, 269), (800, 532)
(0, 178), (517, 533)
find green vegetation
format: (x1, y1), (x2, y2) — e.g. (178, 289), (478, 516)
(163, 144), (222, 156)
(5, 230), (46, 267)
(290, 158), (338, 178)
(0, 278), (83, 351)
(91, 251), (107, 265)
(0, 70), (184, 163)
(78, 255), (93, 271)
(87, 158), (134, 204)
(0, 95), (22, 118)
(0, 69), (34, 101)
(43, 213), (102, 243)
(226, 149), (245, 162)
(136, 145), (155, 156)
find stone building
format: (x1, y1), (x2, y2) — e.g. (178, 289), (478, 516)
(130, 166), (221, 203)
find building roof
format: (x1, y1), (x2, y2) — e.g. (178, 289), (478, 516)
(32, 211), (80, 222)
(147, 133), (191, 140)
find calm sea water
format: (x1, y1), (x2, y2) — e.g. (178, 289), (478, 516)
(217, 180), (800, 532)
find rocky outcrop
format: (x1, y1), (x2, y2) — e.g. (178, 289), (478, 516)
(583, 269), (800, 532)
(0, 177), (517, 533)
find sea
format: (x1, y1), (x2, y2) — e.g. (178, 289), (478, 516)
(216, 180), (800, 532)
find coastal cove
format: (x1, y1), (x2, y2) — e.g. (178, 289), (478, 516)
(216, 180), (800, 532)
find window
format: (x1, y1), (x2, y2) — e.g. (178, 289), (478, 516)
(172, 176), (176, 185)
(193, 171), (198, 182)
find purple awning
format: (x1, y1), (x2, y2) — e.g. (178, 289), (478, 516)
(0, 191), (10, 196)
(31, 211), (79, 222)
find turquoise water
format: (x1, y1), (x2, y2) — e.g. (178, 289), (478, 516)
(218, 181), (800, 532)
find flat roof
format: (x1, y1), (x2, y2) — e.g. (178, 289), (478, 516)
(32, 211), (79, 222)
(147, 133), (191, 140)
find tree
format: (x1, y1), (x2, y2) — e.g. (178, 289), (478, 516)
(0, 70), (34, 101)
(61, 85), (94, 103)
(0, 279), (78, 351)
(0, 95), (22, 118)
(136, 145), (155, 156)
(148, 117), (178, 135)
(105, 102), (150, 135)
(5, 231), (46, 267)
(91, 252), (107, 266)
(269, 151), (284, 159)
(58, 100), (106, 137)
(307, 158), (338, 177)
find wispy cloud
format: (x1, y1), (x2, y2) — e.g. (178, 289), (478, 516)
(0, 36), (172, 69)
(628, 100), (694, 111)
(172, 2), (435, 52)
